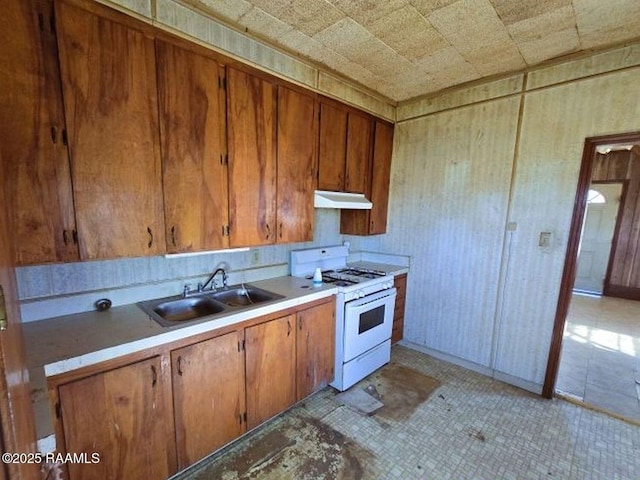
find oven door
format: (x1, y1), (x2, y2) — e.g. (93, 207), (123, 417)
(343, 288), (396, 362)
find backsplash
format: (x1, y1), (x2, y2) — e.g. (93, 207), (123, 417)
(17, 209), (342, 322)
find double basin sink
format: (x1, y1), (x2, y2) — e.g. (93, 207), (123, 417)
(138, 284), (284, 328)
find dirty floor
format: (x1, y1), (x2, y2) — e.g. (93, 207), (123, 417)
(174, 345), (640, 480)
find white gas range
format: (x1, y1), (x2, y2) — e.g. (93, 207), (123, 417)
(291, 245), (396, 391)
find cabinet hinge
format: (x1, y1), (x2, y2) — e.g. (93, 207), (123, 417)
(55, 402), (62, 420)
(61, 129), (68, 147)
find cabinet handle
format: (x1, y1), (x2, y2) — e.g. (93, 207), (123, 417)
(265, 223), (270, 240)
(62, 229), (69, 245)
(50, 126), (58, 144)
(279, 223), (283, 239)
(177, 356), (183, 376)
(287, 320), (291, 337)
(298, 317), (303, 330)
(151, 365), (157, 387)
(72, 229), (78, 245)
(147, 227), (153, 248)
(171, 226), (176, 247)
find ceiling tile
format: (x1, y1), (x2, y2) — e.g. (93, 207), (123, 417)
(270, 0), (347, 37)
(490, 0), (571, 25)
(328, 0), (408, 26)
(414, 47), (481, 87)
(409, 0), (459, 17)
(427, 0), (525, 75)
(506, 5), (579, 64)
(366, 5), (450, 61)
(239, 6), (294, 39)
(574, 0), (640, 49)
(313, 18), (389, 66)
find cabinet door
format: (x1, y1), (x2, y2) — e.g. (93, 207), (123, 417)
(227, 68), (276, 247)
(344, 112), (373, 194)
(58, 357), (174, 480)
(368, 121), (394, 234)
(317, 102), (347, 191)
(172, 331), (245, 469)
(341, 120), (394, 235)
(0, 0), (78, 265)
(157, 40), (229, 253)
(296, 301), (335, 400)
(56, 1), (165, 259)
(245, 315), (296, 429)
(277, 86), (317, 243)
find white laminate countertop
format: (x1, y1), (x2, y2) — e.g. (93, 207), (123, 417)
(23, 276), (337, 377)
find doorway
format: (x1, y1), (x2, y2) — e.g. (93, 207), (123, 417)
(574, 183), (623, 295)
(543, 133), (640, 422)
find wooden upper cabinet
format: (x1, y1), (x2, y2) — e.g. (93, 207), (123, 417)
(341, 120), (394, 235)
(58, 356), (175, 480)
(156, 40), (229, 253)
(345, 112), (373, 194)
(245, 315), (296, 429)
(227, 67), (277, 247)
(368, 120), (394, 234)
(0, 0), (78, 265)
(171, 331), (245, 469)
(317, 102), (347, 191)
(55, 1), (166, 259)
(277, 86), (318, 243)
(296, 300), (335, 400)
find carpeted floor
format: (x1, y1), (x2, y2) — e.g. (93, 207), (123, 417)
(174, 345), (640, 480)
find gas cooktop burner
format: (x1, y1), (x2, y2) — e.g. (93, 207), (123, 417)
(337, 268), (386, 279)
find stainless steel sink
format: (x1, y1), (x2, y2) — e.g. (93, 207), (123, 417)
(209, 285), (284, 307)
(137, 284), (283, 327)
(152, 296), (225, 322)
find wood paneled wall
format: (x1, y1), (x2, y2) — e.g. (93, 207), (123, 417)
(593, 150), (640, 299)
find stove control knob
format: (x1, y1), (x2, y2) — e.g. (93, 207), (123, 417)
(358, 291), (365, 298)
(386, 282), (393, 289)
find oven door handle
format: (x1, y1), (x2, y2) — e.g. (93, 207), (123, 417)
(344, 288), (396, 310)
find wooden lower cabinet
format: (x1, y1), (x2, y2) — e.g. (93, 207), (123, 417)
(57, 356), (174, 480)
(171, 331), (245, 469)
(296, 301), (335, 400)
(245, 314), (296, 429)
(53, 297), (336, 477)
(391, 274), (407, 344)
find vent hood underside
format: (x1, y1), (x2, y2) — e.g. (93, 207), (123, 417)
(314, 190), (372, 209)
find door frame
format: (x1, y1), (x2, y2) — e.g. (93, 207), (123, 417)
(542, 131), (640, 398)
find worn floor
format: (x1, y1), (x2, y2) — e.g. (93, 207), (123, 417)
(174, 346), (640, 480)
(557, 293), (640, 421)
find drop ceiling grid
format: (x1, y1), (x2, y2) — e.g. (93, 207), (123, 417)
(180, 0), (640, 102)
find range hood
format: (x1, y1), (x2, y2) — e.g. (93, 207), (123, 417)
(314, 190), (372, 209)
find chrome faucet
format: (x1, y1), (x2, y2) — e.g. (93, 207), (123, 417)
(199, 267), (228, 292)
